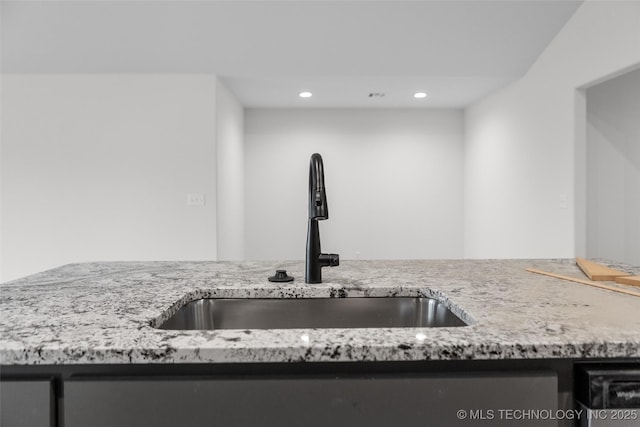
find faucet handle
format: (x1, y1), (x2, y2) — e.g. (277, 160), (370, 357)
(319, 253), (340, 267)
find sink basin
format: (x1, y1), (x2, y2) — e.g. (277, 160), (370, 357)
(157, 297), (468, 330)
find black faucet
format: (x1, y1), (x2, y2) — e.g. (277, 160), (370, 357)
(305, 153), (339, 284)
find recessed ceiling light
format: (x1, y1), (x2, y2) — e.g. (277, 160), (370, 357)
(413, 92), (427, 99)
(299, 91), (313, 98)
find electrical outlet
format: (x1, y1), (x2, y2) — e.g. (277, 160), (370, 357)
(187, 193), (205, 206)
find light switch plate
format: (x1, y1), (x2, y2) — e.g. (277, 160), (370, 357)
(187, 193), (205, 206)
(559, 193), (568, 210)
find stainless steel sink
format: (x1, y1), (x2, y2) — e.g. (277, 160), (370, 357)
(157, 297), (468, 330)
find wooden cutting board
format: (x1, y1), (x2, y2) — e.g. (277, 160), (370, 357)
(615, 276), (640, 287)
(575, 257), (630, 281)
(526, 268), (640, 298)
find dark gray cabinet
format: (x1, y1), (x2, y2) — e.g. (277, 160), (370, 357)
(0, 379), (54, 427)
(64, 372), (557, 427)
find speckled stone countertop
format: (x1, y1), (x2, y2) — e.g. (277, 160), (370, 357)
(1, 259), (640, 365)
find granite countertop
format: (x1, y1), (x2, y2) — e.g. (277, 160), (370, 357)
(1, 259), (640, 365)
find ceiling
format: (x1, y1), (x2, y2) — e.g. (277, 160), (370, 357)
(1, 0), (583, 108)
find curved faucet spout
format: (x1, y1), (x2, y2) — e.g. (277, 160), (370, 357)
(309, 153), (328, 220)
(305, 153), (339, 284)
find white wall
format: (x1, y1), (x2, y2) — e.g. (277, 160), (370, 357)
(215, 80), (245, 260)
(585, 69), (640, 265)
(244, 109), (464, 261)
(1, 75), (218, 282)
(464, 0), (640, 259)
